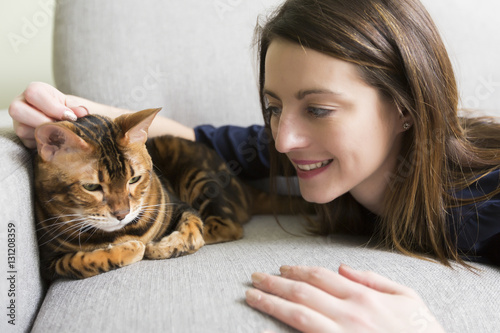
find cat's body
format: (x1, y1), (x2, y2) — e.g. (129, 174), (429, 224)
(34, 108), (272, 280)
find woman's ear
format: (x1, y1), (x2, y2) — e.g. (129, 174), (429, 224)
(395, 102), (413, 132)
(402, 120), (412, 131)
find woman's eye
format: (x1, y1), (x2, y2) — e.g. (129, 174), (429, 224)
(265, 106), (282, 118)
(307, 107), (333, 118)
(83, 183), (102, 192)
(129, 176), (141, 184)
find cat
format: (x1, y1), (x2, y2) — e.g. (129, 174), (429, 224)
(33, 108), (279, 280)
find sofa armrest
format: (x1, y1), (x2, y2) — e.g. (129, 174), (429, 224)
(0, 127), (45, 333)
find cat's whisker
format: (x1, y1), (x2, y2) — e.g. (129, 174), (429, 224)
(136, 203), (176, 215)
(36, 218), (90, 241)
(39, 219), (88, 236)
(38, 215), (87, 230)
(37, 215), (105, 246)
(58, 229), (87, 250)
(76, 224), (101, 249)
(139, 202), (179, 208)
(59, 220), (103, 248)
(38, 213), (82, 223)
(84, 225), (101, 242)
(43, 197), (59, 205)
(36, 215), (85, 234)
(37, 216), (87, 231)
(38, 221), (91, 247)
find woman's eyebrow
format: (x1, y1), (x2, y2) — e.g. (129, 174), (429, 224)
(263, 88), (342, 100)
(263, 89), (280, 100)
(295, 89), (341, 100)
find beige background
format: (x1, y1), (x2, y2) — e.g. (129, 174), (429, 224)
(0, 0), (55, 110)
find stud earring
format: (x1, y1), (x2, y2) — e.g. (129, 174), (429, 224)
(403, 122), (411, 130)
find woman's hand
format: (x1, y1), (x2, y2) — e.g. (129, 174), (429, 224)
(246, 265), (445, 333)
(9, 81), (196, 146)
(8, 82), (89, 148)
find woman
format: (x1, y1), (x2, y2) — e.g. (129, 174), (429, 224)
(9, 0), (499, 331)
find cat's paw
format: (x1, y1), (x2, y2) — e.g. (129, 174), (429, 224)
(109, 240), (146, 266)
(202, 216), (244, 244)
(144, 231), (205, 259)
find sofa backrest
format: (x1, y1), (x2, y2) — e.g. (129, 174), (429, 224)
(53, 0), (500, 127)
(53, 0), (283, 127)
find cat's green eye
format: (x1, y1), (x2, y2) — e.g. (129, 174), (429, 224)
(129, 176), (141, 184)
(83, 183), (102, 192)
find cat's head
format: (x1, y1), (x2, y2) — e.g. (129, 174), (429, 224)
(34, 108), (161, 232)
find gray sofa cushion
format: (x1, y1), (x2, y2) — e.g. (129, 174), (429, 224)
(31, 216), (500, 332)
(0, 129), (44, 333)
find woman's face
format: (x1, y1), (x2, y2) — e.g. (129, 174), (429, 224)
(265, 39), (407, 213)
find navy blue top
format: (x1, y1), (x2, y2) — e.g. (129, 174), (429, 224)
(195, 124), (500, 266)
(194, 125), (271, 180)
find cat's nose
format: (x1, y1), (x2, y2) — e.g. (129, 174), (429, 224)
(113, 209), (130, 221)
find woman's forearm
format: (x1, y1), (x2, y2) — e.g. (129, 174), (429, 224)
(72, 95), (195, 141)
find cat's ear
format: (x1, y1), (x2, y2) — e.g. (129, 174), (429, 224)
(116, 108), (162, 145)
(35, 123), (90, 162)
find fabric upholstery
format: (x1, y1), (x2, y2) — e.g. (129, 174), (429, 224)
(52, 0), (500, 128)
(31, 216), (500, 333)
(0, 129), (45, 333)
(53, 0), (283, 128)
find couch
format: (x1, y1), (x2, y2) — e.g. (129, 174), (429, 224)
(1, 1), (500, 332)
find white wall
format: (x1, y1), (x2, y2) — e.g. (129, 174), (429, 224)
(0, 0), (55, 110)
(421, 0), (500, 116)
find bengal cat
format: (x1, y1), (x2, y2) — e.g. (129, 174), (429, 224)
(34, 108), (279, 280)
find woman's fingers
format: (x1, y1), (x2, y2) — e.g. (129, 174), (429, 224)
(247, 266), (445, 333)
(12, 121), (37, 148)
(9, 96), (55, 129)
(278, 265), (366, 299)
(250, 272), (343, 320)
(22, 82), (77, 121)
(279, 265), (418, 299)
(245, 288), (338, 333)
(9, 82), (90, 148)
(68, 104), (89, 118)
(10, 96), (55, 148)
(338, 264), (418, 297)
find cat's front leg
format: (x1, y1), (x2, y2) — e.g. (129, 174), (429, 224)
(46, 240), (146, 279)
(145, 211), (205, 259)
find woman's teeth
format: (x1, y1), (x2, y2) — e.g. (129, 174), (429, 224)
(296, 160), (332, 171)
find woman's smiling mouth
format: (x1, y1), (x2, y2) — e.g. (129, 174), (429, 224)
(291, 159), (334, 178)
(295, 160), (333, 171)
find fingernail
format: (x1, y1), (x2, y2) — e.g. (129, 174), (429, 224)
(280, 265), (291, 275)
(79, 105), (89, 116)
(62, 109), (77, 121)
(245, 289), (261, 303)
(251, 272), (265, 285)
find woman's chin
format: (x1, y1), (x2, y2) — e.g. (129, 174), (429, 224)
(299, 187), (341, 204)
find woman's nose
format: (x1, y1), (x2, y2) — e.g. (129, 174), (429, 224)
(272, 112), (309, 153)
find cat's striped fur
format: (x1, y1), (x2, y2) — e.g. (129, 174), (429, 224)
(34, 108), (276, 280)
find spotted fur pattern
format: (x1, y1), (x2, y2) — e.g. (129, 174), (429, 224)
(34, 108), (273, 280)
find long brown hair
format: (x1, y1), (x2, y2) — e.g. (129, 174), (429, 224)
(256, 0), (500, 266)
